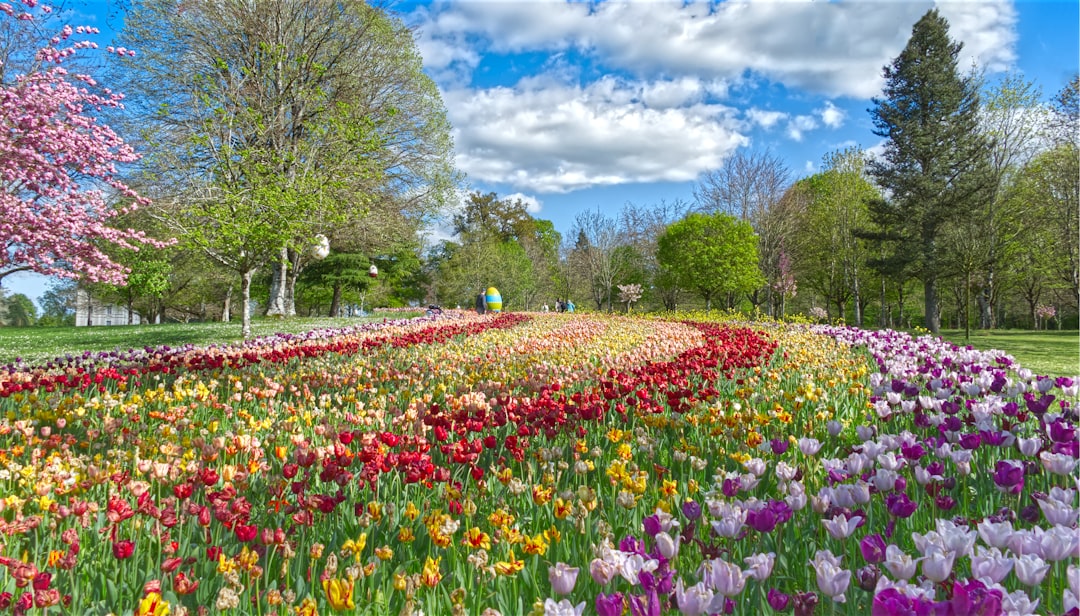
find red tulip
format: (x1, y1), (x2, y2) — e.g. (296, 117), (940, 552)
(112, 539), (135, 560)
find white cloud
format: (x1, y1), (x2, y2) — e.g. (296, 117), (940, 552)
(412, 0), (1019, 99)
(818, 101), (846, 129)
(786, 115), (819, 142)
(503, 192), (543, 214)
(746, 108), (788, 130)
(444, 76), (748, 193)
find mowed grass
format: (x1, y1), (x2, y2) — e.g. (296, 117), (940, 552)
(0, 313), (419, 366)
(936, 328), (1079, 377)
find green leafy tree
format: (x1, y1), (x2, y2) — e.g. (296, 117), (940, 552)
(38, 280), (76, 327)
(436, 192), (558, 310)
(3, 293), (37, 327)
(951, 73), (1046, 331)
(793, 148), (879, 325)
(656, 212), (764, 310)
(867, 9), (991, 334)
(297, 252), (371, 317)
(116, 0), (454, 333)
(1005, 144), (1080, 323)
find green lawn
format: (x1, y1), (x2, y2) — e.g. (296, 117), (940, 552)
(0, 313), (419, 366)
(935, 329), (1079, 377)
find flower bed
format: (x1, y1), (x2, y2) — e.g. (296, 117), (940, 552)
(0, 313), (1075, 615)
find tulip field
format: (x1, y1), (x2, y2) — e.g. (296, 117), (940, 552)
(0, 311), (1076, 616)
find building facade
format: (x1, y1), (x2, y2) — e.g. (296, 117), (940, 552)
(74, 289), (142, 327)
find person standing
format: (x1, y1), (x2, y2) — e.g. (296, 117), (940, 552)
(566, 299), (575, 313)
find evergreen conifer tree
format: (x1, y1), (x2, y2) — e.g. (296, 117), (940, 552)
(868, 9), (991, 334)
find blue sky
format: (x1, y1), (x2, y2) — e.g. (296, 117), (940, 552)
(5, 0), (1078, 306)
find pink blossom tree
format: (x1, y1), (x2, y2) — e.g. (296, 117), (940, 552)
(0, 0), (169, 288)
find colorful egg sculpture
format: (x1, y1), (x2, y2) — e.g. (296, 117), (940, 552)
(485, 287), (503, 312)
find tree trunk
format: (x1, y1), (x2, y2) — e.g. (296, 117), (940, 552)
(879, 277), (887, 328)
(285, 248), (301, 316)
(222, 285), (232, 323)
(964, 271), (971, 341)
(329, 283), (342, 318)
(924, 277), (940, 335)
(978, 267), (994, 329)
(265, 247), (290, 316)
(128, 297), (134, 325)
(852, 263), (862, 328)
(241, 269), (254, 339)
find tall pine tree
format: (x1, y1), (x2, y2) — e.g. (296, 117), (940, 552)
(868, 9), (990, 334)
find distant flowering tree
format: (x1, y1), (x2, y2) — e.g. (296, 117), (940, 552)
(772, 248), (797, 318)
(617, 283), (642, 313)
(0, 0), (169, 288)
(1035, 304), (1056, 330)
(808, 306), (828, 322)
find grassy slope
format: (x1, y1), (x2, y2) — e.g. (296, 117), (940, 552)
(935, 329), (1079, 377)
(0, 314), (417, 366)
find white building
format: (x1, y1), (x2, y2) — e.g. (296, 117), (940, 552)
(74, 289), (142, 327)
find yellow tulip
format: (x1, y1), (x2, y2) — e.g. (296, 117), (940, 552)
(322, 577), (355, 611)
(420, 556), (442, 588)
(135, 592), (170, 616)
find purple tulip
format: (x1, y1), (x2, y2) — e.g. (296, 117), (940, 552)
(900, 442), (925, 461)
(643, 514), (662, 537)
(980, 430), (1009, 447)
(959, 432), (981, 450)
(1019, 504), (1040, 524)
(768, 499), (794, 524)
(859, 534), (887, 564)
(934, 495), (957, 511)
(771, 438), (789, 455)
(681, 500), (702, 521)
(992, 460), (1024, 495)
(949, 579), (1004, 616)
(628, 589), (661, 616)
(854, 565), (881, 592)
(722, 477), (741, 497)
(595, 592), (624, 616)
(1045, 414), (1071, 443)
(767, 589), (792, 612)
(620, 535), (645, 555)
(746, 507), (778, 533)
(792, 591), (819, 616)
(1051, 439), (1079, 457)
(871, 589), (937, 616)
(885, 493), (918, 518)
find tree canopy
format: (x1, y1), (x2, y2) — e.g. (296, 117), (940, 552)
(0, 2), (170, 288)
(867, 9), (991, 334)
(656, 212), (764, 310)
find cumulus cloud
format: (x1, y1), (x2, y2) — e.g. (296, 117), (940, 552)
(503, 192), (543, 214)
(818, 101), (846, 129)
(746, 108), (788, 130)
(787, 115), (819, 142)
(444, 76), (748, 193)
(412, 0), (1018, 99)
(406, 0), (1019, 195)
